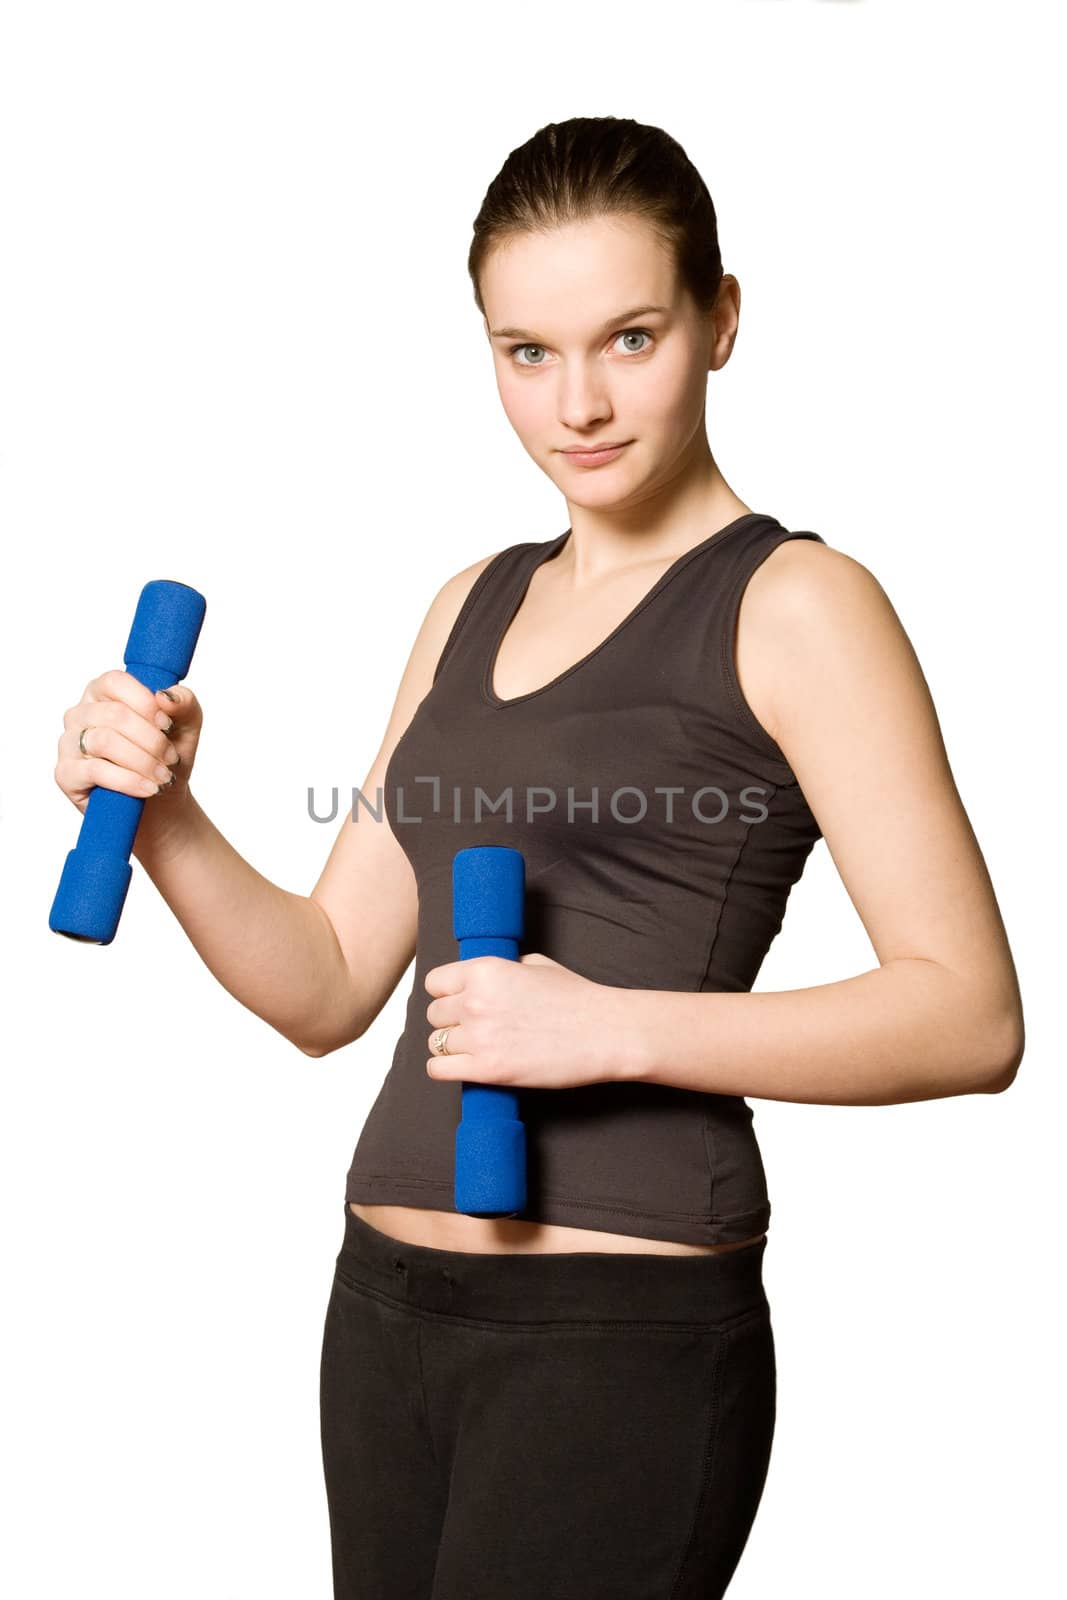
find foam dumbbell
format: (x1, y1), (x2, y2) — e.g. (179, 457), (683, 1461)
(451, 844), (528, 1217)
(49, 579), (206, 945)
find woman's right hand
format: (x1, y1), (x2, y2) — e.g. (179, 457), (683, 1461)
(55, 668), (203, 817)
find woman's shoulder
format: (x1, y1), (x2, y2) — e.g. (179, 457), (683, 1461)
(736, 530), (914, 756)
(414, 538), (536, 681)
(744, 532), (884, 631)
(433, 534), (545, 619)
(437, 544), (509, 607)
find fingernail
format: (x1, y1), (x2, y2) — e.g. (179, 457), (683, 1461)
(155, 712), (173, 731)
(159, 688), (179, 702)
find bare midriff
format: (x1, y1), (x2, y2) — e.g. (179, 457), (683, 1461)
(348, 1201), (764, 1256)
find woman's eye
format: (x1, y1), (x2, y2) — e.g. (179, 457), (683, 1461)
(614, 328), (653, 355)
(508, 328), (654, 366)
(511, 343), (548, 366)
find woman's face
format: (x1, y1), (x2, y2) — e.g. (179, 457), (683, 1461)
(481, 213), (736, 507)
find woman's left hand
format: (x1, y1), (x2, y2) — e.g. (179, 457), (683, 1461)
(424, 953), (632, 1089)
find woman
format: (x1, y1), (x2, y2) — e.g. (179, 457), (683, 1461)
(55, 117), (1024, 1598)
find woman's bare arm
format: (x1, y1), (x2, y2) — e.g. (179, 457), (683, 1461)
(614, 541), (1025, 1104)
(133, 549), (501, 1056)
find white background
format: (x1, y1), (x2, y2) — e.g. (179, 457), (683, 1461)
(2, 2), (1062, 1595)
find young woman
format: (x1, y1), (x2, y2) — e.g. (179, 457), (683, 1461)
(55, 117), (1024, 1598)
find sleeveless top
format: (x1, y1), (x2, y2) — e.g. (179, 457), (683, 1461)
(344, 511), (826, 1245)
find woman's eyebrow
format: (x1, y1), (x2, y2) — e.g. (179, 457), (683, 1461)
(489, 303), (671, 341)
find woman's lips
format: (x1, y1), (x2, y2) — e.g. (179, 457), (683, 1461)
(560, 441), (630, 467)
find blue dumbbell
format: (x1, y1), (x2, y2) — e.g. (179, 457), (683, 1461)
(49, 580), (206, 945)
(451, 845), (527, 1217)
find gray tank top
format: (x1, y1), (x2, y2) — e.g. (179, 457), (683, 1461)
(345, 511), (825, 1244)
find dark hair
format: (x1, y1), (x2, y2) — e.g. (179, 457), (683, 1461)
(467, 116), (724, 320)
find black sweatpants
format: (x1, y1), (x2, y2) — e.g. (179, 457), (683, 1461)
(319, 1203), (776, 1599)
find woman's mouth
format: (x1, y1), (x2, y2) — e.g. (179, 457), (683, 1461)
(560, 441), (631, 467)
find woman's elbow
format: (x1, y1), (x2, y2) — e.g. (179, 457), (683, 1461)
(299, 1020), (366, 1059)
(982, 1007), (1025, 1092)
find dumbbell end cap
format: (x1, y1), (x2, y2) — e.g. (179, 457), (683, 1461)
(48, 849), (133, 946)
(454, 1118), (527, 1216)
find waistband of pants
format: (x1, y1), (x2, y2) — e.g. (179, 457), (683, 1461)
(335, 1202), (769, 1326)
